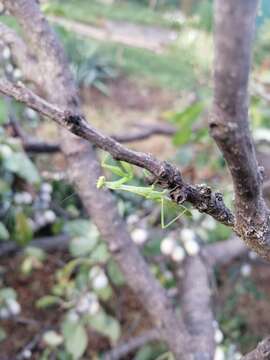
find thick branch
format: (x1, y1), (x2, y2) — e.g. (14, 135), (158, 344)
(211, 0), (270, 259)
(0, 22), (42, 89)
(203, 237), (248, 267)
(242, 337), (270, 360)
(181, 256), (215, 359)
(2, 0), (193, 357)
(0, 79), (235, 228)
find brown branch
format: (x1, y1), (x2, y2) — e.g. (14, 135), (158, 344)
(103, 329), (160, 360)
(0, 78), (235, 228)
(0, 22), (42, 89)
(203, 237), (248, 267)
(2, 0), (193, 357)
(0, 234), (71, 257)
(210, 0), (270, 259)
(113, 123), (176, 143)
(242, 337), (270, 359)
(14, 124), (176, 154)
(22, 140), (60, 153)
(181, 256), (215, 359)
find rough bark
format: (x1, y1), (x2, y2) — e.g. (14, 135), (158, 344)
(1, 0), (191, 357)
(181, 256), (215, 360)
(242, 337), (270, 359)
(211, 0), (270, 259)
(0, 22), (42, 88)
(203, 237), (248, 267)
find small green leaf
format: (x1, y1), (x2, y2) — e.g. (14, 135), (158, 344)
(87, 310), (121, 344)
(167, 102), (204, 146)
(172, 127), (192, 146)
(167, 102), (204, 125)
(89, 242), (109, 264)
(36, 295), (61, 309)
(3, 152), (40, 184)
(43, 331), (63, 348)
(69, 236), (98, 257)
(64, 220), (98, 238)
(107, 260), (125, 286)
(0, 222), (9, 241)
(0, 98), (8, 125)
(14, 212), (33, 246)
(24, 246), (46, 261)
(0, 327), (6, 342)
(155, 352), (175, 360)
(0, 287), (17, 303)
(62, 320), (88, 359)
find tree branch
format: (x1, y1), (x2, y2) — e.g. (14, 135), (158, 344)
(0, 235), (71, 257)
(0, 22), (42, 89)
(181, 256), (215, 359)
(11, 124), (176, 154)
(0, 78), (235, 228)
(203, 237), (248, 267)
(103, 329), (160, 360)
(210, 0), (270, 259)
(2, 0), (192, 357)
(242, 337), (270, 359)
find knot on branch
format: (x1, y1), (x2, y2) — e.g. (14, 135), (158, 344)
(240, 213), (270, 246)
(258, 165), (265, 184)
(156, 161), (187, 204)
(63, 111), (83, 134)
(257, 337), (270, 358)
(188, 184), (235, 226)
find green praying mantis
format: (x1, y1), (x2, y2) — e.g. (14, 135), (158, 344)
(96, 156), (191, 229)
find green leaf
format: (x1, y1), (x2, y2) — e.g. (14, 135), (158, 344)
(87, 310), (121, 344)
(64, 220), (98, 238)
(155, 352), (175, 360)
(24, 246), (46, 261)
(172, 127), (192, 146)
(95, 285), (113, 301)
(43, 331), (63, 348)
(0, 222), (9, 241)
(167, 102), (204, 125)
(0, 98), (8, 125)
(0, 287), (17, 303)
(14, 212), (33, 246)
(62, 320), (88, 359)
(89, 242), (110, 264)
(167, 102), (204, 146)
(3, 152), (40, 184)
(69, 236), (98, 257)
(135, 344), (167, 360)
(107, 260), (125, 286)
(0, 327), (6, 343)
(36, 295), (61, 309)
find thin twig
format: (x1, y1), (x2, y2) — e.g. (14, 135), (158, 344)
(0, 234), (70, 257)
(103, 329), (160, 360)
